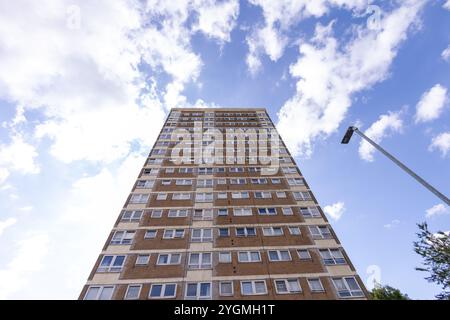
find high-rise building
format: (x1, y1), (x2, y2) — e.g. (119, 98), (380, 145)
(79, 108), (368, 300)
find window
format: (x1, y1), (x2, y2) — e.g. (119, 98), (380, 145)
(215, 167), (225, 173)
(161, 179), (171, 186)
(168, 209), (189, 217)
(149, 283), (177, 299)
(319, 249), (346, 265)
(144, 229), (157, 239)
(293, 191), (312, 201)
(179, 168), (194, 174)
(258, 207), (276, 215)
(125, 285), (142, 300)
(238, 251), (261, 262)
(111, 231), (135, 245)
(172, 193), (191, 200)
(268, 250), (291, 261)
(217, 208), (228, 216)
(271, 178), (281, 184)
(130, 194), (149, 204)
(217, 192), (227, 199)
(142, 168), (159, 176)
(250, 178), (267, 184)
(198, 167), (213, 175)
(163, 229), (185, 239)
(150, 209), (163, 218)
(332, 277), (364, 298)
(197, 179), (213, 187)
(176, 179), (193, 186)
(157, 253), (181, 265)
(230, 178), (246, 185)
(219, 282), (234, 296)
(262, 227), (283, 236)
(192, 209), (213, 220)
(287, 178), (305, 186)
(309, 226), (332, 239)
(135, 254), (150, 265)
(297, 249), (311, 260)
(231, 192), (249, 199)
(233, 208), (252, 216)
(300, 207), (321, 218)
(236, 227), (256, 237)
(147, 158), (163, 164)
(254, 191), (271, 199)
(308, 278), (325, 292)
(248, 167), (260, 173)
(282, 207), (293, 216)
(98, 255), (125, 272)
(229, 167), (244, 173)
(241, 280), (267, 295)
(288, 226), (301, 235)
(156, 193), (167, 200)
(219, 252), (232, 263)
(121, 210), (143, 222)
(218, 228), (229, 237)
(276, 191), (287, 199)
(165, 168), (175, 173)
(281, 167), (297, 174)
(136, 180), (155, 189)
(217, 178), (227, 185)
(274, 279), (301, 294)
(188, 252), (212, 269)
(196, 193), (213, 202)
(191, 228), (212, 242)
(185, 282), (211, 300)
(84, 286), (114, 300)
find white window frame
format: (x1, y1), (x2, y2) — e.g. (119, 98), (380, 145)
(185, 282), (212, 300)
(149, 283), (177, 299)
(191, 228), (213, 242)
(254, 191), (272, 199)
(297, 249), (311, 260)
(319, 249), (346, 265)
(124, 284), (142, 300)
(258, 207), (276, 215)
(262, 227), (284, 236)
(156, 193), (168, 201)
(293, 191), (312, 201)
(268, 250), (292, 262)
(233, 208), (252, 216)
(274, 279), (302, 294)
(332, 277), (364, 298)
(121, 210), (143, 222)
(176, 179), (193, 186)
(172, 193), (191, 200)
(136, 180), (155, 189)
(144, 229), (157, 239)
(309, 226), (332, 239)
(217, 192), (228, 200)
(130, 194), (149, 204)
(111, 230), (135, 245)
(276, 191), (287, 199)
(188, 252), (212, 269)
(218, 251), (232, 263)
(308, 278), (325, 292)
(238, 251), (261, 263)
(98, 255), (126, 272)
(163, 229), (185, 239)
(288, 226), (301, 235)
(281, 207), (293, 216)
(193, 209), (213, 220)
(240, 280), (267, 296)
(135, 254), (150, 265)
(300, 207), (321, 218)
(217, 208), (228, 216)
(150, 209), (163, 218)
(84, 286), (115, 300)
(196, 192), (213, 202)
(218, 228), (229, 237)
(157, 253), (181, 265)
(219, 281), (234, 296)
(168, 209), (189, 218)
(235, 227), (256, 237)
(231, 192), (249, 199)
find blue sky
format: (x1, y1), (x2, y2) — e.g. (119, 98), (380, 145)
(0, 0), (449, 299)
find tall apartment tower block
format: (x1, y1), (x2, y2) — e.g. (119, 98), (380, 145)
(79, 108), (368, 300)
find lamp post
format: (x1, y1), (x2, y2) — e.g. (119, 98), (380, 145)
(341, 126), (450, 206)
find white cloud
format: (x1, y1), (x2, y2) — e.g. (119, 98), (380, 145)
(0, 234), (49, 299)
(415, 84), (448, 123)
(384, 219), (400, 229)
(425, 203), (449, 218)
(277, 0), (426, 157)
(358, 110), (404, 162)
(429, 132), (450, 157)
(444, 0), (450, 10)
(0, 134), (39, 182)
(442, 44), (450, 61)
(323, 201), (345, 221)
(0, 0), (239, 164)
(0, 218), (17, 236)
(245, 0), (367, 74)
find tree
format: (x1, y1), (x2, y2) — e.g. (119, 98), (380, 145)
(413, 222), (450, 300)
(370, 284), (409, 300)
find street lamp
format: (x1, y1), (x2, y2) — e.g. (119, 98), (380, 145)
(341, 126), (450, 206)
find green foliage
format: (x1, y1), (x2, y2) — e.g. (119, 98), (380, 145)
(413, 222), (450, 300)
(370, 284), (409, 300)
